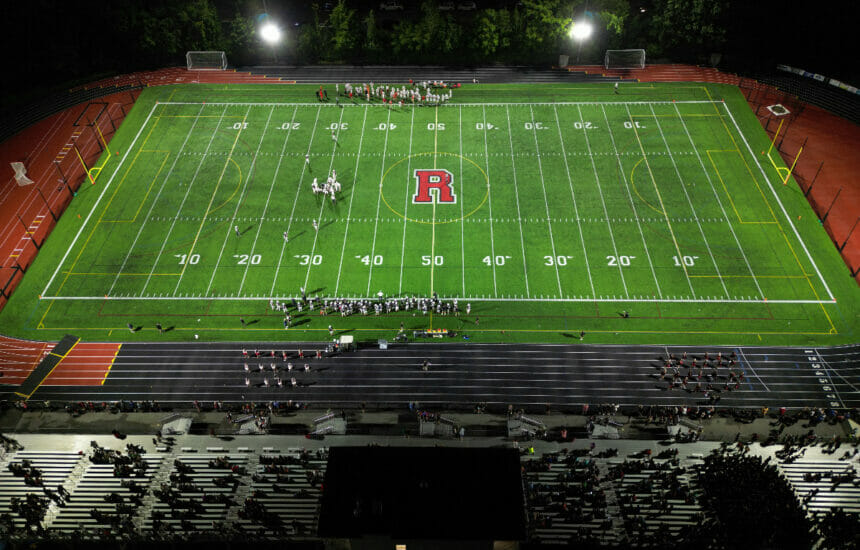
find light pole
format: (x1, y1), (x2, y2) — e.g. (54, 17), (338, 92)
(570, 20), (593, 64)
(260, 21), (282, 63)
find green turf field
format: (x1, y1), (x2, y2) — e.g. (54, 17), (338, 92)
(1, 82), (857, 344)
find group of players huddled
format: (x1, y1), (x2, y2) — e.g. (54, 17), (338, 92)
(317, 79), (459, 107)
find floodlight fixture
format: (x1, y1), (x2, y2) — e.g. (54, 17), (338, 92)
(569, 21), (593, 41)
(260, 22), (282, 44)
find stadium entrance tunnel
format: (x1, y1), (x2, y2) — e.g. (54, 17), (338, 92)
(380, 152), (489, 224)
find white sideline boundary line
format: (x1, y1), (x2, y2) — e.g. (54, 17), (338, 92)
(157, 100), (724, 107)
(720, 102), (835, 302)
(41, 103), (160, 298)
(39, 296), (834, 304)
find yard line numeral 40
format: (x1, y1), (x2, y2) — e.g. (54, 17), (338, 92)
(356, 255), (383, 266)
(482, 255), (511, 266)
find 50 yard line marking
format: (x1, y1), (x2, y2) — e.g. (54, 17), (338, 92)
(430, 106), (438, 295)
(41, 102), (160, 298)
(398, 108), (417, 294)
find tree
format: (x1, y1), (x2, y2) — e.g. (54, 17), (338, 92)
(650, 0), (728, 61)
(471, 9), (512, 59)
(362, 9), (382, 61)
(327, 0), (358, 62)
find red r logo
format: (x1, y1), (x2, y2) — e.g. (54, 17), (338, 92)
(412, 169), (456, 204)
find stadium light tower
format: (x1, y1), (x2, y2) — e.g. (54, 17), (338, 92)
(260, 22), (282, 44)
(259, 21), (282, 63)
(570, 20), (593, 63)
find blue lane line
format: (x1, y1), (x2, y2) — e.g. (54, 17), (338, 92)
(735, 347), (755, 390)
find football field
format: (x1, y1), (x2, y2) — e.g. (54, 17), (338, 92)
(5, 83), (856, 344)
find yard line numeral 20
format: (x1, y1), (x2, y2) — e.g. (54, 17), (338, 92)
(607, 255), (635, 266)
(234, 254), (261, 265)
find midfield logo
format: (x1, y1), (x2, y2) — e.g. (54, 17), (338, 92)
(412, 169), (456, 204)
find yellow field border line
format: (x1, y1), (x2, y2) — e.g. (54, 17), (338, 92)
(101, 344), (122, 386)
(179, 107), (250, 282)
(19, 338), (80, 400)
(704, 88), (836, 334)
(100, 151), (171, 223)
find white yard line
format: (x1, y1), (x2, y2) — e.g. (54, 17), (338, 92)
(720, 102), (835, 301)
(41, 103), (161, 298)
(649, 104), (729, 297)
(160, 100), (724, 107)
(117, 104), (215, 296)
(397, 108), (417, 294)
(553, 105), (595, 298)
(205, 106), (276, 295)
(302, 107), (345, 289)
(621, 104), (695, 298)
(459, 106), (466, 297)
(737, 348), (770, 392)
(577, 105), (629, 298)
(365, 109), (393, 295)
(479, 106), (500, 297)
(269, 106), (322, 295)
(672, 102), (764, 298)
(47, 295), (832, 304)
(236, 106), (298, 295)
(503, 106), (531, 298)
(600, 105), (663, 298)
(173, 107), (251, 295)
(527, 105), (563, 297)
(333, 105), (370, 296)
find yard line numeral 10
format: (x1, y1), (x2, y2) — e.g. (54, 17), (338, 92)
(673, 255), (698, 267)
(175, 254), (200, 265)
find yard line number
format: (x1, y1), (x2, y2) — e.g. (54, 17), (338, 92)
(483, 255), (511, 266)
(357, 255), (383, 266)
(295, 254), (322, 265)
(234, 254), (261, 265)
(607, 255), (635, 266)
(175, 254), (200, 265)
(545, 255), (574, 266)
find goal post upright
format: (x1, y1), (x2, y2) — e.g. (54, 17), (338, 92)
(186, 51), (228, 71)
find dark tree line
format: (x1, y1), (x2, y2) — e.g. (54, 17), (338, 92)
(0, 0), (853, 109)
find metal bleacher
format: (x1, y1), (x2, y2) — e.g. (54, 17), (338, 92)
(233, 447), (327, 537)
(0, 451), (82, 531)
